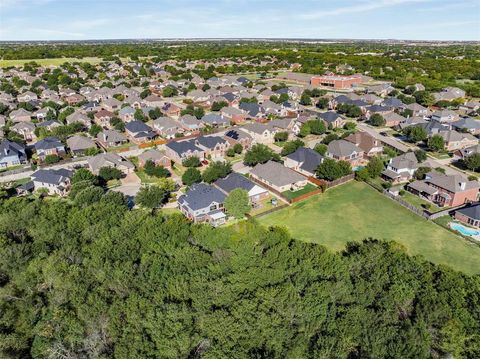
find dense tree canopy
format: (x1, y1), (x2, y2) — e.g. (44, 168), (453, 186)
(0, 197), (479, 358)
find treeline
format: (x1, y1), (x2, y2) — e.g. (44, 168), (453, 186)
(0, 196), (479, 358)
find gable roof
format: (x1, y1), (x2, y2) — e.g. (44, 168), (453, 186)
(31, 168), (72, 185)
(178, 183), (226, 211)
(214, 172), (257, 194)
(286, 147), (323, 174)
(327, 139), (362, 157)
(250, 160), (305, 187)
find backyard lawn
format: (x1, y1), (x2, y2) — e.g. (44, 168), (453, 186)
(259, 181), (480, 275)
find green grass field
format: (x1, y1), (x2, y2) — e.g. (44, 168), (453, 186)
(0, 57), (104, 67)
(259, 181), (480, 275)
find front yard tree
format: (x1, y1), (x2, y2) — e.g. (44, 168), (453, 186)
(308, 119), (326, 135)
(414, 149), (427, 162)
(366, 157), (384, 178)
(144, 160), (170, 178)
(243, 144), (280, 166)
(74, 186), (104, 207)
(182, 156), (201, 168)
(233, 143), (243, 154)
(72, 168), (97, 185)
(428, 135), (445, 152)
(464, 153), (480, 171)
(369, 114), (385, 127)
(314, 143), (328, 155)
(281, 140), (305, 156)
(182, 167), (202, 186)
(98, 166), (123, 182)
(300, 92), (312, 106)
(406, 126), (427, 143)
(136, 185), (168, 209)
(224, 188), (250, 219)
(274, 131), (289, 142)
(202, 161), (232, 183)
(134, 108), (145, 122)
(316, 97), (329, 109)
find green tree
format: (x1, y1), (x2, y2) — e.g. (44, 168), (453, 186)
(44, 154), (61, 164)
(274, 131), (289, 142)
(202, 161), (232, 183)
(74, 186), (104, 207)
(233, 143), (243, 154)
(98, 166), (123, 181)
(314, 143), (328, 155)
(366, 156), (384, 178)
(464, 153), (480, 171)
(136, 185), (168, 209)
(182, 156), (201, 168)
(243, 144), (281, 166)
(71, 168), (97, 185)
(316, 159), (351, 181)
(414, 149), (427, 162)
(428, 135), (445, 152)
(224, 188), (250, 219)
(280, 140), (304, 156)
(144, 160), (170, 178)
(182, 167), (202, 186)
(369, 113), (386, 127)
(308, 119), (327, 135)
(405, 126), (427, 143)
(163, 86), (178, 97)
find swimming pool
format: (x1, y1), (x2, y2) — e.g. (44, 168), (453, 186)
(450, 222), (480, 237)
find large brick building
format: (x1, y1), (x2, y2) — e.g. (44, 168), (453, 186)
(310, 74), (362, 89)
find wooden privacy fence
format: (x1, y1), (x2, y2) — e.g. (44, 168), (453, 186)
(326, 174), (355, 189)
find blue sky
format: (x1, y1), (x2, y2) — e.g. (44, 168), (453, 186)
(0, 0), (479, 41)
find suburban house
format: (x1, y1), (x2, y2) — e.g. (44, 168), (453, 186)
(452, 144), (480, 161)
(224, 129), (253, 150)
(152, 117), (183, 139)
(454, 203), (480, 228)
(0, 139), (27, 168)
(240, 123), (277, 144)
(221, 106), (246, 124)
(326, 140), (364, 167)
(214, 172), (269, 204)
(66, 135), (97, 156)
(437, 130), (478, 152)
(344, 131), (383, 157)
(31, 168), (72, 196)
(284, 147), (324, 177)
(383, 112), (406, 127)
(407, 172), (479, 207)
(179, 115), (204, 132)
(403, 103), (430, 118)
(431, 110), (459, 123)
(97, 129), (128, 148)
(9, 108), (32, 123)
(34, 137), (65, 161)
(250, 160), (308, 193)
(125, 121), (157, 144)
(433, 87), (466, 102)
(87, 153), (134, 175)
(178, 183), (227, 226)
(94, 109), (115, 126)
(165, 139), (205, 163)
(451, 117), (480, 135)
(317, 111), (346, 129)
(11, 122), (36, 141)
(381, 152), (418, 183)
(138, 149), (171, 168)
(201, 113), (229, 127)
(195, 135), (230, 159)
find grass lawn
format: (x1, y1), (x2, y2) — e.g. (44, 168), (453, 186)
(282, 183), (319, 200)
(0, 57), (104, 67)
(259, 181), (480, 275)
(428, 152), (451, 160)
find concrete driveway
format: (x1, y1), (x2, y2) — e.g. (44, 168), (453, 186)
(232, 161), (251, 175)
(112, 172), (142, 197)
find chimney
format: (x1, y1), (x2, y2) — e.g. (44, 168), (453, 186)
(459, 181), (466, 190)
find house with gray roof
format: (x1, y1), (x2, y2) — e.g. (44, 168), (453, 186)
(66, 135), (97, 156)
(178, 183), (227, 226)
(454, 203), (480, 228)
(201, 113), (229, 127)
(0, 139), (26, 168)
(87, 152), (134, 175)
(250, 160), (308, 193)
(97, 129), (128, 148)
(31, 168), (72, 196)
(34, 137), (65, 161)
(152, 117), (183, 139)
(451, 117), (480, 135)
(407, 171), (479, 207)
(125, 121), (156, 144)
(381, 152), (418, 183)
(317, 111), (346, 129)
(214, 172), (269, 204)
(326, 140), (364, 167)
(195, 135), (230, 159)
(165, 139), (205, 163)
(179, 115), (204, 132)
(284, 147), (324, 177)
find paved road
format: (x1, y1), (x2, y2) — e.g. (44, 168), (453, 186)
(112, 173), (142, 197)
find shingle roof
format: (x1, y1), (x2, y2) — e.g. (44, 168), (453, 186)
(327, 140), (362, 157)
(178, 183), (226, 211)
(31, 168), (72, 185)
(166, 139), (203, 155)
(456, 203), (480, 221)
(214, 172), (257, 194)
(250, 160), (305, 187)
(34, 137), (63, 151)
(286, 147), (323, 174)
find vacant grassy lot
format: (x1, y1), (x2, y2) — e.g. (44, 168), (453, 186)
(259, 181), (480, 275)
(0, 57), (104, 67)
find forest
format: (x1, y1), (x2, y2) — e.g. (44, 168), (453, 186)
(1, 41), (480, 96)
(1, 195), (479, 358)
